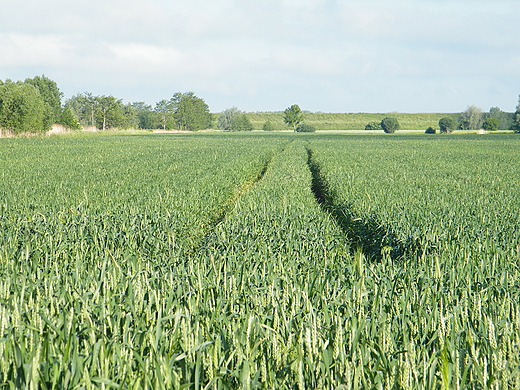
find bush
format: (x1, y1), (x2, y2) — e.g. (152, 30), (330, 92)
(262, 120), (275, 131)
(230, 114), (253, 132)
(439, 117), (456, 133)
(295, 123), (316, 133)
(425, 127), (436, 134)
(482, 117), (500, 131)
(380, 117), (399, 133)
(365, 121), (382, 130)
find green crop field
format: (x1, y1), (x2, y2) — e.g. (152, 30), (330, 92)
(1, 132), (519, 389)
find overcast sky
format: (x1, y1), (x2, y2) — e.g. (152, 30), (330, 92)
(1, 0), (519, 113)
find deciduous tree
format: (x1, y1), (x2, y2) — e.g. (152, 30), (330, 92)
(170, 92), (212, 131)
(439, 117), (456, 133)
(513, 96), (520, 133)
(154, 100), (175, 130)
(380, 116), (399, 133)
(218, 107), (241, 131)
(0, 81), (47, 133)
(284, 104), (303, 131)
(459, 105), (483, 130)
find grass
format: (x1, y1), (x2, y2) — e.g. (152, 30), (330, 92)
(244, 112), (461, 131)
(1, 132), (519, 388)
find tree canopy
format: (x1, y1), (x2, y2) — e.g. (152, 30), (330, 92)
(439, 117), (457, 133)
(459, 105), (483, 130)
(513, 96), (520, 133)
(0, 81), (47, 134)
(284, 104), (304, 131)
(171, 92), (212, 131)
(380, 116), (399, 133)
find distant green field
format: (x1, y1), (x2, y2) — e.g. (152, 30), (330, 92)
(1, 132), (520, 389)
(245, 112), (460, 130)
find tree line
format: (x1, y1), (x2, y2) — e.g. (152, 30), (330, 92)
(2, 75), (520, 134)
(0, 76), (214, 134)
(365, 101), (520, 133)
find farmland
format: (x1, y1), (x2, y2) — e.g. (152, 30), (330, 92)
(1, 132), (520, 389)
(246, 112), (461, 131)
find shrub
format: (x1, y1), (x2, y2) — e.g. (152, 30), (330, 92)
(380, 117), (399, 133)
(230, 114), (253, 132)
(425, 127), (436, 134)
(439, 117), (456, 133)
(263, 120), (275, 131)
(482, 117), (500, 131)
(365, 121), (382, 130)
(295, 123), (316, 133)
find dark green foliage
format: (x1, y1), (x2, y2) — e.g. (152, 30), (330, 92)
(513, 96), (520, 133)
(171, 92), (212, 131)
(66, 92), (97, 127)
(154, 99), (175, 130)
(230, 114), (253, 132)
(380, 116), (399, 133)
(0, 81), (47, 133)
(284, 104), (304, 130)
(59, 106), (82, 130)
(24, 75), (63, 127)
(262, 120), (275, 131)
(130, 102), (154, 129)
(487, 107), (513, 130)
(439, 117), (456, 133)
(295, 123), (316, 132)
(365, 121), (382, 130)
(425, 126), (436, 134)
(482, 117), (500, 131)
(95, 95), (126, 130)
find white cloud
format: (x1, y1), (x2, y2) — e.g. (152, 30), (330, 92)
(1, 0), (520, 112)
(0, 33), (73, 67)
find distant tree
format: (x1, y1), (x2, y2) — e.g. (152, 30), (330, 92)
(439, 117), (456, 133)
(66, 92), (97, 127)
(380, 116), (399, 133)
(425, 126), (436, 134)
(482, 117), (500, 131)
(295, 123), (316, 133)
(262, 120), (275, 131)
(95, 95), (125, 130)
(513, 96), (520, 133)
(284, 104), (304, 131)
(218, 107), (241, 131)
(59, 106), (82, 130)
(231, 114), (253, 132)
(365, 121), (382, 130)
(171, 92), (212, 131)
(25, 75), (63, 126)
(459, 105), (483, 130)
(154, 100), (175, 130)
(486, 107), (512, 130)
(0, 81), (47, 133)
(131, 102), (155, 129)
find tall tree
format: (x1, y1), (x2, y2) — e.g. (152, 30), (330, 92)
(24, 75), (63, 127)
(154, 100), (175, 130)
(0, 81), (47, 133)
(485, 107), (513, 130)
(171, 92), (212, 131)
(283, 104), (304, 131)
(66, 92), (97, 127)
(95, 95), (125, 130)
(513, 96), (520, 133)
(459, 105), (483, 130)
(131, 102), (155, 129)
(218, 107), (242, 131)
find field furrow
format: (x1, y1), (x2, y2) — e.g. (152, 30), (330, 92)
(0, 132), (519, 389)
